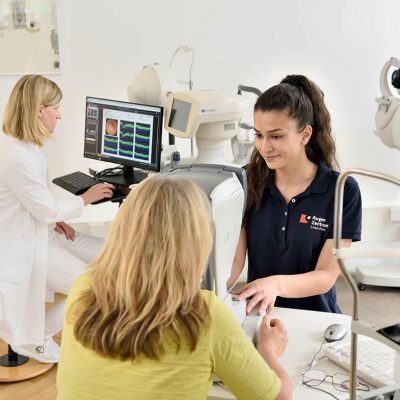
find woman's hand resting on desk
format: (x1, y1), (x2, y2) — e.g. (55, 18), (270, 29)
(235, 276), (279, 316)
(81, 182), (115, 205)
(256, 316), (288, 358)
(256, 316), (293, 400)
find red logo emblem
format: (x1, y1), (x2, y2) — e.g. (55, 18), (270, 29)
(299, 214), (308, 224)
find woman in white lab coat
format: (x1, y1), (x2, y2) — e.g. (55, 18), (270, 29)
(0, 75), (114, 363)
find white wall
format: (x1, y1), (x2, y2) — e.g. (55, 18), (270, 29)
(0, 0), (399, 205)
(0, 0), (60, 74)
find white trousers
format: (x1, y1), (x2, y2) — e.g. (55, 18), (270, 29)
(44, 230), (103, 339)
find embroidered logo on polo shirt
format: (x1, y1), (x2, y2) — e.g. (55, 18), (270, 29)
(299, 214), (310, 224)
(299, 214), (329, 231)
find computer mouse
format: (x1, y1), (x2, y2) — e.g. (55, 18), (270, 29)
(324, 323), (347, 342)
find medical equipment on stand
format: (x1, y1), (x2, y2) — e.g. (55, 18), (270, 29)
(375, 57), (400, 149)
(164, 90), (245, 165)
(353, 58), (400, 291)
(127, 63), (180, 109)
(229, 84), (261, 166)
(127, 46), (196, 164)
(166, 164), (247, 326)
(128, 46), (194, 108)
(127, 47), (256, 167)
(127, 50), (251, 327)
(332, 58), (400, 400)
(163, 92), (248, 323)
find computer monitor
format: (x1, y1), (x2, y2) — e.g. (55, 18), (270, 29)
(84, 97), (163, 186)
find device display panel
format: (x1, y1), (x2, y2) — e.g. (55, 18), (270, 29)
(168, 99), (191, 133)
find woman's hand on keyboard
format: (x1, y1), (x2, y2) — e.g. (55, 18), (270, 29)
(81, 182), (115, 205)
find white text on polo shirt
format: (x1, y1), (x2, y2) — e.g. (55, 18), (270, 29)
(311, 216), (329, 231)
(299, 214), (329, 231)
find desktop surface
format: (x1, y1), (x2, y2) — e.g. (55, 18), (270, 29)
(210, 307), (353, 400)
(211, 307), (400, 399)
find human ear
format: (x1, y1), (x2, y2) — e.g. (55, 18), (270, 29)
(301, 125), (313, 145)
(38, 105), (45, 119)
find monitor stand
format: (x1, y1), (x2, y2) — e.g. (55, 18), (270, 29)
(97, 166), (148, 187)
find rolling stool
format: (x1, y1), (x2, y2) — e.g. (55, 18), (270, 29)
(0, 292), (66, 381)
(0, 341), (54, 382)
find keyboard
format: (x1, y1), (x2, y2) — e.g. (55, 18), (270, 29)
(52, 171), (128, 204)
(323, 336), (397, 388)
(52, 171), (97, 195)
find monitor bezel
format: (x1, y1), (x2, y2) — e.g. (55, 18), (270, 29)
(84, 96), (163, 173)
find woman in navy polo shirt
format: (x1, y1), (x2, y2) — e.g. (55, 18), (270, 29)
(228, 74), (361, 314)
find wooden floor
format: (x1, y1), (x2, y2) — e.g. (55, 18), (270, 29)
(0, 363), (58, 400)
(0, 298), (63, 400)
(0, 338), (59, 400)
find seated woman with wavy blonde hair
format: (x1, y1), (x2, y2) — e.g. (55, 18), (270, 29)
(56, 175), (292, 400)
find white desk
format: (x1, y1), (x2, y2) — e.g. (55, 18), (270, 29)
(69, 201), (120, 224)
(209, 307), (353, 400)
(67, 201), (120, 237)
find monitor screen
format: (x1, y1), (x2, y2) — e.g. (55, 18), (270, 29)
(84, 97), (163, 181)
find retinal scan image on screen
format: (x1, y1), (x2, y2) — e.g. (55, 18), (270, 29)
(84, 97), (163, 173)
(101, 112), (152, 162)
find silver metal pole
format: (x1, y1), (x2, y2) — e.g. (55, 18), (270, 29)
(333, 168), (400, 400)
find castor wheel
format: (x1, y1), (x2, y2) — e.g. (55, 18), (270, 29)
(358, 282), (367, 291)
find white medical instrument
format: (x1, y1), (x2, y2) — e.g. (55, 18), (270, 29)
(166, 164), (247, 326)
(164, 89), (246, 165)
(332, 59), (400, 399)
(375, 57), (400, 149)
(127, 47), (255, 166)
(352, 58), (400, 292)
(162, 87), (253, 323)
(127, 48), (250, 326)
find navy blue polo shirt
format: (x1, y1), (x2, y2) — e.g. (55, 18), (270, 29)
(246, 163), (362, 313)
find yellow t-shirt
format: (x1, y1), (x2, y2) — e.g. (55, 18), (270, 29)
(57, 273), (281, 400)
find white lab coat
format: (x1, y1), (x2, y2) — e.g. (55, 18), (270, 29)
(0, 134), (84, 345)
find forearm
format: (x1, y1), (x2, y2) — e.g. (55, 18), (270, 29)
(273, 240), (349, 299)
(257, 347), (292, 399)
(227, 228), (247, 288)
(273, 269), (338, 299)
(228, 255), (245, 288)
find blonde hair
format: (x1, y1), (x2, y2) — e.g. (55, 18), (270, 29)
(2, 74), (62, 146)
(70, 175), (213, 360)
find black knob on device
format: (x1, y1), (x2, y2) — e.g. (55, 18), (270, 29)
(391, 69), (400, 89)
